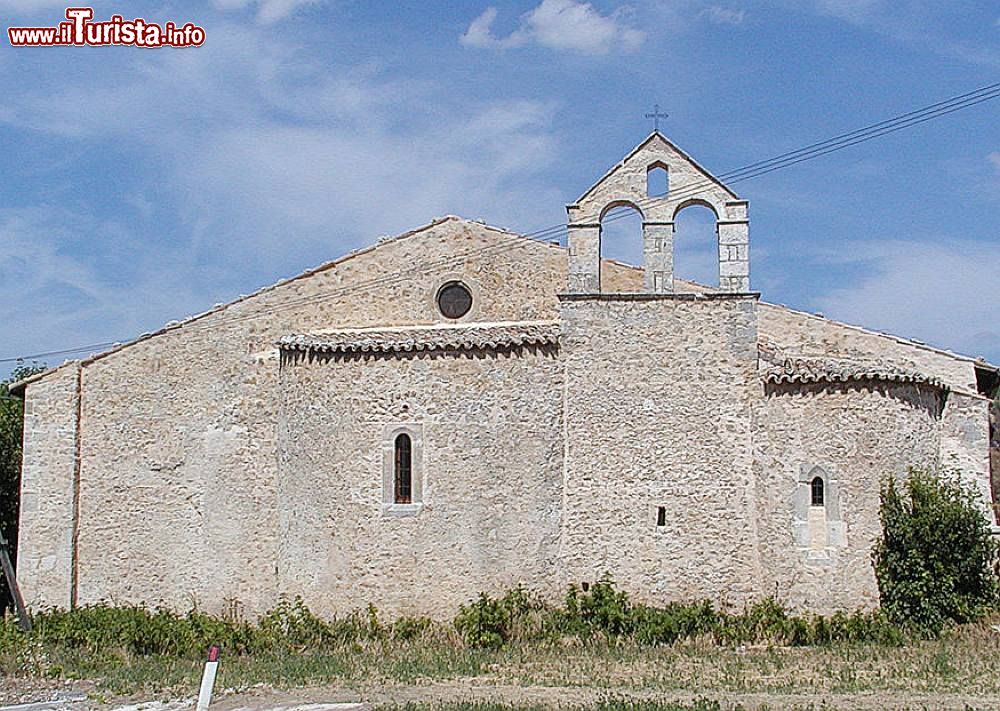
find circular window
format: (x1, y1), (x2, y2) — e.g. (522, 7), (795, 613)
(437, 281), (473, 319)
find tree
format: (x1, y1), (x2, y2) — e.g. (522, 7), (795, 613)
(1, 363), (46, 613)
(873, 468), (999, 636)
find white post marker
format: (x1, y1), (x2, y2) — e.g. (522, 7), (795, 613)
(195, 645), (221, 711)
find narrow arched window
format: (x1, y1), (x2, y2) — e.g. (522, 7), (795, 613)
(810, 476), (824, 507)
(394, 434), (412, 504)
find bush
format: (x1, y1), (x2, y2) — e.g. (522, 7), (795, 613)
(454, 585), (546, 649)
(559, 575), (633, 637)
(27, 604), (257, 657)
(0, 579), (909, 675)
(873, 468), (1000, 636)
(631, 600), (717, 645)
(454, 577), (901, 649)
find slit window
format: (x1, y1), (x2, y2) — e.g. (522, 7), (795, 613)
(810, 476), (824, 507)
(657, 506), (666, 526)
(394, 434), (412, 504)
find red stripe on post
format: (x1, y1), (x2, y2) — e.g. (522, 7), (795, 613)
(207, 645), (221, 662)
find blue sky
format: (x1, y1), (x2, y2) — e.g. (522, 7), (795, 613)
(0, 0), (997, 380)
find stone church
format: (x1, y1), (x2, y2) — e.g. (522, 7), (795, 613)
(13, 132), (1000, 618)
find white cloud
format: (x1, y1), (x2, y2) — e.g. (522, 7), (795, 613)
(794, 0), (1000, 68)
(213, 0), (321, 24)
(700, 6), (746, 25)
(461, 0), (645, 54)
(462, 7), (509, 48)
(0, 207), (210, 374)
(813, 240), (1000, 362)
(0, 21), (566, 359)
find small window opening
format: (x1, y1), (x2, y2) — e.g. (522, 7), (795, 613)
(656, 506), (666, 526)
(437, 281), (473, 319)
(394, 433), (412, 504)
(810, 476), (824, 507)
(647, 164), (668, 198)
(581, 581), (590, 592)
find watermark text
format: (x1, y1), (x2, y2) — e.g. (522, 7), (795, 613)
(8, 8), (206, 47)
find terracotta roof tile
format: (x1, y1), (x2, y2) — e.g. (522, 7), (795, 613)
(760, 343), (946, 389)
(279, 321), (560, 355)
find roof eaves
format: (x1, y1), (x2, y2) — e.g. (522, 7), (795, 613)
(279, 320), (561, 356)
(8, 360), (79, 396)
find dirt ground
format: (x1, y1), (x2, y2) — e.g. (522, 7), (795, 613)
(212, 681), (1000, 711)
(6, 678), (1000, 711)
(0, 677), (92, 706)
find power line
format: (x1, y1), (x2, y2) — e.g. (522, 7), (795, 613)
(1, 342), (120, 365)
(2, 81), (997, 366)
(528, 81), (1000, 240)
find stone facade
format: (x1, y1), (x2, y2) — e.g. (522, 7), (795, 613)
(559, 294), (761, 604)
(14, 132), (998, 618)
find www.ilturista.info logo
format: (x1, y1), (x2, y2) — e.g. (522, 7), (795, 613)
(8, 8), (206, 47)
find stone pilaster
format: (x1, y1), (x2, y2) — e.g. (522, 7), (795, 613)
(567, 223), (601, 293)
(642, 222), (674, 293)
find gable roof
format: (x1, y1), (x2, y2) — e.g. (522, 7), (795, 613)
(758, 303), (998, 383)
(10, 216), (562, 394)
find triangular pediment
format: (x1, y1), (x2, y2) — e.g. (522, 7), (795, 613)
(567, 132), (743, 226)
(571, 131), (740, 208)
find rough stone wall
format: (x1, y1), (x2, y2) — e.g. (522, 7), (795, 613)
(17, 212), (996, 617)
(277, 344), (564, 619)
(759, 302), (995, 531)
(939, 392), (994, 524)
(558, 294), (762, 607)
(755, 381), (943, 612)
(25, 218), (643, 614)
(16, 363), (79, 609)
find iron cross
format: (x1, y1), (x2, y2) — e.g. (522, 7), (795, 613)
(645, 104), (668, 132)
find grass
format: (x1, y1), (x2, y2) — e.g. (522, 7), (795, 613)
(5, 615), (1000, 698)
(2, 585), (1000, 701)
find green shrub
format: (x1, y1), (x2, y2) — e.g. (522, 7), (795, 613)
(631, 600), (717, 645)
(555, 575), (633, 638)
(27, 604), (256, 657)
(454, 577), (904, 649)
(574, 575), (633, 636)
(0, 578), (910, 678)
(256, 595), (341, 650)
(873, 468), (1000, 636)
(454, 592), (513, 649)
(454, 585), (549, 648)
